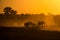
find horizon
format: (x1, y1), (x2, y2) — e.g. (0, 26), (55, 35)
(0, 12), (60, 15)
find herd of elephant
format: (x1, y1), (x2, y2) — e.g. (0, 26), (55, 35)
(24, 21), (45, 29)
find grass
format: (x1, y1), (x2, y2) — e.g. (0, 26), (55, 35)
(0, 26), (60, 40)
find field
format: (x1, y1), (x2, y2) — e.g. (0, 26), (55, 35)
(0, 26), (60, 40)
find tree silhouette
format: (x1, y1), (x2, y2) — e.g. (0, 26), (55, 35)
(3, 7), (17, 15)
(3, 7), (12, 15)
(10, 10), (17, 15)
(53, 15), (60, 25)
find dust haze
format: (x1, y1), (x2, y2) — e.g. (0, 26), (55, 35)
(0, 13), (60, 31)
(0, 7), (60, 31)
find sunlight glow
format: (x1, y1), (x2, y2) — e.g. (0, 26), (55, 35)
(0, 0), (60, 15)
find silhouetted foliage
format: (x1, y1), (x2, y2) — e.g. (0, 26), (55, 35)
(53, 15), (60, 25)
(39, 13), (45, 19)
(3, 7), (12, 15)
(10, 10), (17, 15)
(3, 7), (17, 15)
(21, 14), (25, 16)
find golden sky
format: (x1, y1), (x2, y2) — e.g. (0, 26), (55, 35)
(0, 0), (60, 14)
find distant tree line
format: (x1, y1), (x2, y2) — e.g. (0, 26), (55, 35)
(53, 15), (60, 25)
(0, 6), (60, 28)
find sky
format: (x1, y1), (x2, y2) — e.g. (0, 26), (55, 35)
(0, 0), (60, 14)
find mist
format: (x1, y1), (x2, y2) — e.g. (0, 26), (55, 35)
(0, 13), (60, 31)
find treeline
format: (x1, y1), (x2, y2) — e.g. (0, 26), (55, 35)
(0, 7), (60, 28)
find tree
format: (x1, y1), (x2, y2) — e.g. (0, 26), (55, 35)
(10, 10), (17, 15)
(3, 7), (17, 15)
(38, 13), (45, 21)
(3, 7), (12, 15)
(53, 15), (60, 25)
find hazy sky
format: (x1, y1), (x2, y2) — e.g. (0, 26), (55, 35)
(0, 0), (60, 14)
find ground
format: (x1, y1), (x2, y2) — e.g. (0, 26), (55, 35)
(0, 26), (60, 40)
